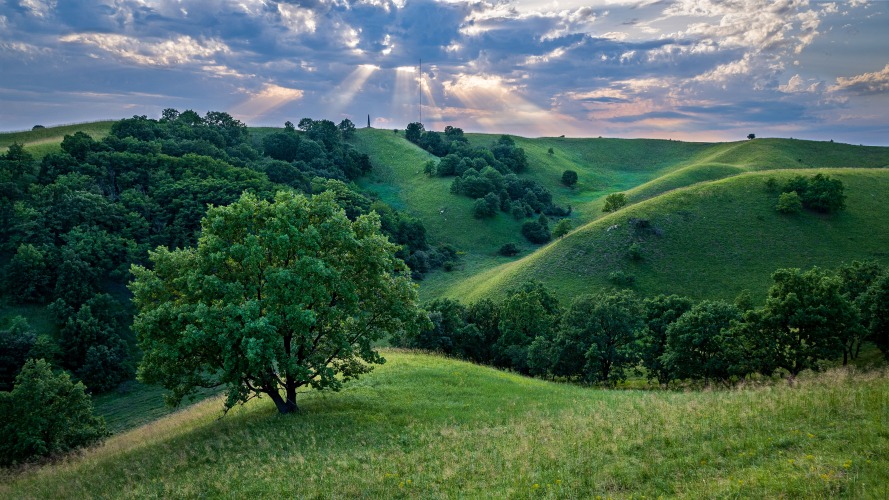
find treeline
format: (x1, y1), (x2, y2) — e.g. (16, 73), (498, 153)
(405, 123), (569, 244)
(0, 110), (453, 398)
(395, 261), (889, 384)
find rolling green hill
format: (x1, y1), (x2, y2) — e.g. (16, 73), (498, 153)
(0, 122), (115, 159)
(436, 169), (889, 303)
(349, 129), (889, 301)
(2, 351), (887, 498)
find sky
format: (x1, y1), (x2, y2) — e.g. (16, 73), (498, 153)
(1, 0), (887, 144)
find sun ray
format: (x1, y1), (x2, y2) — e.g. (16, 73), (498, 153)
(328, 64), (379, 116)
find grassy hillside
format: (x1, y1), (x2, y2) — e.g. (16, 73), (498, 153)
(436, 169), (889, 303)
(348, 130), (889, 300)
(2, 351), (887, 498)
(0, 122), (115, 158)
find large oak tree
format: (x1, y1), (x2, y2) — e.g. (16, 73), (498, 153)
(130, 190), (423, 414)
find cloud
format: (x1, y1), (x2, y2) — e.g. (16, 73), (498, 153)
(830, 63), (889, 95)
(60, 33), (230, 67)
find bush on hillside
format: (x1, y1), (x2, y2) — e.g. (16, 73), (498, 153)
(552, 218), (572, 238)
(603, 193), (628, 213)
(498, 243), (520, 256)
(781, 174), (845, 213)
(522, 216), (551, 244)
(0, 359), (108, 466)
(561, 170), (578, 187)
(776, 191), (802, 214)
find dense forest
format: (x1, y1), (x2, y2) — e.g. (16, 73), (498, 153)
(0, 110), (455, 398)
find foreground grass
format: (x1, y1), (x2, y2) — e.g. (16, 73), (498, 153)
(3, 351), (887, 498)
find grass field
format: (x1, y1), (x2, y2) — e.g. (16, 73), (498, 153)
(0, 122), (115, 159)
(347, 129), (889, 301)
(436, 169), (889, 303)
(2, 351), (887, 498)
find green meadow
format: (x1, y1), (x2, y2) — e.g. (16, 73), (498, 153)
(2, 352), (887, 498)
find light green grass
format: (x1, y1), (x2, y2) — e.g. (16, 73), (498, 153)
(440, 169), (889, 303)
(2, 351), (887, 498)
(349, 130), (889, 301)
(0, 122), (115, 159)
(354, 129), (529, 254)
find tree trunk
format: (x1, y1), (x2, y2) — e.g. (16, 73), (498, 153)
(267, 389), (299, 414)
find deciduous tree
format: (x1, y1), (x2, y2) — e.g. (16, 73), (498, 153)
(131, 191), (423, 414)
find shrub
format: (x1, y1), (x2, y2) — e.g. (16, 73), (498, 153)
(522, 221), (551, 244)
(552, 219), (573, 238)
(603, 193), (628, 212)
(0, 359), (108, 466)
(561, 170), (577, 187)
(498, 243), (520, 256)
(608, 270), (635, 287)
(776, 191), (802, 214)
(627, 243), (643, 261)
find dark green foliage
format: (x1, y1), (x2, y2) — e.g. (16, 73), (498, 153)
(775, 191), (802, 214)
(131, 191), (425, 414)
(662, 300), (742, 381)
(759, 267), (857, 373)
(472, 193), (500, 219)
(405, 122), (424, 144)
(862, 272), (889, 360)
(836, 260), (886, 361)
(549, 291), (643, 384)
(522, 215), (551, 244)
(0, 317), (37, 391)
(627, 242), (643, 261)
(603, 193), (628, 212)
(403, 299), (468, 354)
(781, 174), (846, 213)
(58, 294), (132, 392)
(494, 282), (560, 374)
(262, 129), (300, 162)
(498, 243), (520, 256)
(338, 119), (356, 139)
(5, 243), (53, 303)
(0, 359), (108, 466)
(607, 270), (635, 287)
(552, 219), (572, 238)
(561, 170), (578, 187)
(638, 295), (694, 384)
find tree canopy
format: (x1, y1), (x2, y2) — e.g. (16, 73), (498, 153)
(131, 190), (424, 414)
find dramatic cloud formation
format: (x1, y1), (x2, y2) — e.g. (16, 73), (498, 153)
(0, 0), (886, 144)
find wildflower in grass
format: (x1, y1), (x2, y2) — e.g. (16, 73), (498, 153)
(532, 483), (540, 489)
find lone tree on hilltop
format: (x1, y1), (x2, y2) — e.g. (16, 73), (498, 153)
(130, 191), (424, 414)
(747, 133), (755, 140)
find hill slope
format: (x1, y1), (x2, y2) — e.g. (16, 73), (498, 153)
(349, 130), (889, 300)
(438, 169), (889, 303)
(2, 351), (887, 498)
(0, 122), (114, 158)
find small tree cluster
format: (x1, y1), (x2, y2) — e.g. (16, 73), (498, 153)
(779, 174), (845, 213)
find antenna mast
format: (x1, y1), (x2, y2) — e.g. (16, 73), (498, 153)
(419, 58), (423, 124)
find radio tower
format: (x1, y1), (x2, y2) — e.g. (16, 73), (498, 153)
(418, 58), (423, 124)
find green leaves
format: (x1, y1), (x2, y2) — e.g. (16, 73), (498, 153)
(131, 190), (422, 413)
